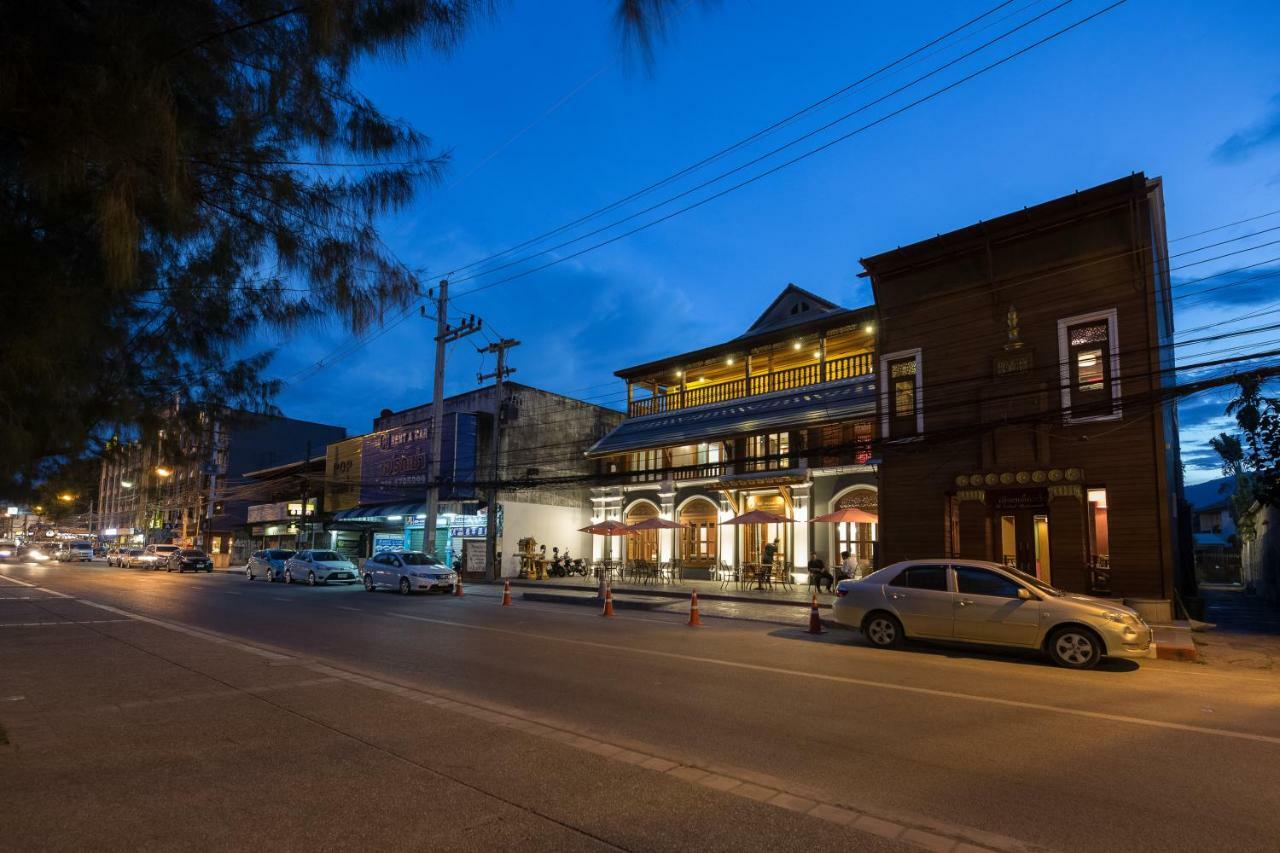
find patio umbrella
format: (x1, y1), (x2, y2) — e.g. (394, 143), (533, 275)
(721, 508), (790, 525)
(810, 507), (878, 525)
(624, 517), (687, 531)
(579, 519), (631, 561)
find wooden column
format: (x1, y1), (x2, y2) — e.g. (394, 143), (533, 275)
(819, 332), (827, 383)
(626, 381), (633, 415)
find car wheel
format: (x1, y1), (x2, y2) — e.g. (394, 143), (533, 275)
(363, 574), (375, 592)
(862, 611), (904, 649)
(399, 577), (411, 596)
(284, 569), (293, 584)
(307, 571), (317, 586)
(246, 567), (254, 580)
(1048, 626), (1102, 669)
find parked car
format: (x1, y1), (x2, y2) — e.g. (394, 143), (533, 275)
(0, 540), (16, 561)
(119, 548), (146, 568)
(139, 544), (181, 569)
(282, 550), (360, 586)
(53, 541), (94, 562)
(106, 547), (123, 566)
(831, 559), (1152, 669)
(166, 548), (213, 573)
(362, 550), (456, 595)
(246, 549), (296, 582)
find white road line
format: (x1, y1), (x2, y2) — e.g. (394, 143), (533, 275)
(384, 612), (1280, 747)
(336, 606), (364, 612)
(223, 591), (242, 596)
(0, 575), (72, 597)
(0, 619), (133, 627)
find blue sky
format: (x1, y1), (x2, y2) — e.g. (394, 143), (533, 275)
(260, 0), (1280, 484)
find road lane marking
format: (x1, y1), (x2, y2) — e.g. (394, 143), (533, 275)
(223, 591), (242, 596)
(336, 606), (364, 612)
(0, 575), (72, 597)
(0, 619), (133, 627)
(383, 612), (1280, 747)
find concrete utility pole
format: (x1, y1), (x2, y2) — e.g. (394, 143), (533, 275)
(422, 280), (482, 558)
(477, 338), (519, 581)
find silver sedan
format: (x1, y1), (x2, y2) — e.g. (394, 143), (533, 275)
(831, 559), (1151, 669)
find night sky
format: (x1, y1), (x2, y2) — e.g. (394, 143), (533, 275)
(251, 0), (1280, 484)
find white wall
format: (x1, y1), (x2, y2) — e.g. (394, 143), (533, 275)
(500, 500), (594, 577)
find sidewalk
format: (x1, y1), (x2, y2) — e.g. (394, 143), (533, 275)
(1191, 585), (1280, 671)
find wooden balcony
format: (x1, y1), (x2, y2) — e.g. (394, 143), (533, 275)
(627, 352), (873, 419)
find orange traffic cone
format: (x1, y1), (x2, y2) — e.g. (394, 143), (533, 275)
(807, 593), (825, 635)
(601, 584), (615, 618)
(688, 590), (702, 626)
(454, 574), (464, 597)
(501, 580), (512, 607)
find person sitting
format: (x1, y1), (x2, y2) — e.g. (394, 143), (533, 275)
(836, 550), (857, 583)
(807, 552), (834, 593)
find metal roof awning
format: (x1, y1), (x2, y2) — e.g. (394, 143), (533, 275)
(330, 502), (426, 522)
(585, 378), (876, 457)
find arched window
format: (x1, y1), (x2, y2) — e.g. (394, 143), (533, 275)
(625, 502), (659, 562)
(678, 498), (718, 566)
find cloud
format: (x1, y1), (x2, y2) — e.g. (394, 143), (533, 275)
(1213, 93), (1280, 164)
(1175, 265), (1280, 307)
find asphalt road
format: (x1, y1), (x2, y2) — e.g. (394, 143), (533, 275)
(4, 559), (1279, 852)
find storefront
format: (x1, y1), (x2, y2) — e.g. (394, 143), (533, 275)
(326, 502), (495, 567)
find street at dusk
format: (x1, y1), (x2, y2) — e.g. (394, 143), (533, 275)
(4, 2), (1280, 851)
(3, 560), (1280, 852)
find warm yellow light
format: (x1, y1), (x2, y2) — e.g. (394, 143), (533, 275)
(793, 342), (801, 350)
(675, 370), (682, 377)
(699, 376), (706, 383)
(726, 357), (734, 366)
(813, 351), (821, 359)
(120, 480), (133, 489)
(34, 505), (44, 512)
(58, 493), (75, 502)
(864, 323), (874, 333)
(155, 466), (172, 478)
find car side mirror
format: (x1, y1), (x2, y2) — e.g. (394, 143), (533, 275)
(1017, 587), (1034, 601)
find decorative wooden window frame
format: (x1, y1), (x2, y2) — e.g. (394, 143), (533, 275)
(1057, 308), (1121, 423)
(879, 348), (923, 440)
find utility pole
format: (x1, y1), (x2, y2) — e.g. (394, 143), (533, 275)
(422, 280), (481, 558)
(478, 338), (519, 581)
(298, 439), (311, 550)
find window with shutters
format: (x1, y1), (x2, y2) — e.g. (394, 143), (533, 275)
(879, 349), (922, 439)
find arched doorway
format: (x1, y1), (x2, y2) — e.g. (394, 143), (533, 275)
(677, 497), (718, 568)
(625, 501), (659, 562)
(831, 486), (878, 567)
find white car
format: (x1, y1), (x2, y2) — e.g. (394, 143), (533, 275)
(139, 544), (181, 569)
(363, 551), (456, 595)
(282, 549), (360, 586)
(54, 541), (95, 562)
(831, 559), (1151, 669)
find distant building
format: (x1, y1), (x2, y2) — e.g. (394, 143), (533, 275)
(860, 174), (1185, 609)
(1185, 476), (1239, 583)
(96, 409), (345, 564)
(323, 382), (622, 572)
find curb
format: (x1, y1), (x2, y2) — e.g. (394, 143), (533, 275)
(508, 579), (831, 610)
(521, 591), (673, 611)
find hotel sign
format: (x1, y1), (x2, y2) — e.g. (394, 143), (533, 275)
(993, 348), (1034, 377)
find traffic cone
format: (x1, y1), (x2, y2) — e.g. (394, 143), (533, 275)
(454, 574), (464, 597)
(501, 580), (512, 607)
(807, 593), (825, 635)
(601, 584), (615, 618)
(687, 590), (702, 627)
(597, 573), (607, 600)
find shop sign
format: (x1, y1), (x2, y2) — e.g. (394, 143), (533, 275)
(993, 489), (1047, 510)
(360, 423), (431, 504)
(450, 525), (486, 537)
(836, 490), (878, 513)
(372, 532), (402, 553)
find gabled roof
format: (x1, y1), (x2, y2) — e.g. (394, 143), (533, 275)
(614, 285), (871, 381)
(739, 283), (844, 338)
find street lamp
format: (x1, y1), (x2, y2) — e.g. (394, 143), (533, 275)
(154, 466), (172, 478)
(58, 493), (74, 503)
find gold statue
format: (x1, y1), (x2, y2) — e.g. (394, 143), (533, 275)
(1004, 304), (1023, 350)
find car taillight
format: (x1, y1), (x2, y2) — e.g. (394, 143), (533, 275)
(835, 587), (848, 597)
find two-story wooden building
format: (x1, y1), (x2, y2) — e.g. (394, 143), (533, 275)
(585, 285), (880, 580)
(860, 173), (1185, 608)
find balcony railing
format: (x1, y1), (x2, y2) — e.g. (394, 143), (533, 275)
(628, 352), (873, 418)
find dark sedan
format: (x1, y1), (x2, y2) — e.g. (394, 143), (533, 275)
(167, 548), (213, 573)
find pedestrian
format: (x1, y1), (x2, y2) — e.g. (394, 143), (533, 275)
(837, 550), (857, 582)
(807, 551), (834, 593)
(763, 538), (778, 567)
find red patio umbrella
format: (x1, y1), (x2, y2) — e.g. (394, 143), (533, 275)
(625, 517), (687, 531)
(579, 519), (631, 561)
(810, 507), (878, 524)
(721, 508), (790, 525)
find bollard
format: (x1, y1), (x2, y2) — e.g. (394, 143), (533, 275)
(807, 593), (825, 635)
(688, 590), (702, 627)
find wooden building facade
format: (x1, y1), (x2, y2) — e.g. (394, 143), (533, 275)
(859, 174), (1185, 602)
